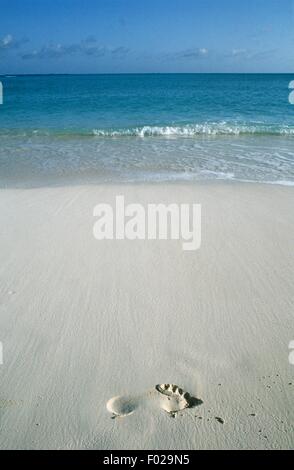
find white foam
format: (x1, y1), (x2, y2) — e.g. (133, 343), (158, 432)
(92, 123), (294, 138)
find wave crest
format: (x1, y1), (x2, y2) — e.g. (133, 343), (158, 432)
(1, 122), (294, 138)
(92, 123), (294, 137)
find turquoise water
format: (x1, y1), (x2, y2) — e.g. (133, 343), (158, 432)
(0, 74), (294, 185)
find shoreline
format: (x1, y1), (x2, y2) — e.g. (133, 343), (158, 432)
(1, 177), (294, 191)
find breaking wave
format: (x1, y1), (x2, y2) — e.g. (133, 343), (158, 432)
(1, 122), (294, 138)
(92, 123), (294, 137)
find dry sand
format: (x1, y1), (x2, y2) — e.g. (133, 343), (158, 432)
(0, 182), (293, 450)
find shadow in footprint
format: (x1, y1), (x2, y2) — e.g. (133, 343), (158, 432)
(155, 384), (203, 415)
(187, 396), (203, 409)
(107, 395), (139, 418)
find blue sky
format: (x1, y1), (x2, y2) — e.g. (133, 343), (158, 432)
(0, 0), (294, 73)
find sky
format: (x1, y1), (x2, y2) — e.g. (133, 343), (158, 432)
(0, 0), (294, 74)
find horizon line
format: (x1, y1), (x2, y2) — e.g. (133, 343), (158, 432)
(1, 72), (294, 77)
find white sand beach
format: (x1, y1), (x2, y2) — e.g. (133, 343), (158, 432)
(0, 182), (293, 450)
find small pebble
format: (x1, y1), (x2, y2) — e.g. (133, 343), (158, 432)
(215, 417), (224, 424)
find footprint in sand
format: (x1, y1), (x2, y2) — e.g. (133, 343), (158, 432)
(107, 384), (203, 418)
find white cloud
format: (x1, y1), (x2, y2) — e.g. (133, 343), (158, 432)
(0, 34), (28, 51)
(21, 37), (129, 60)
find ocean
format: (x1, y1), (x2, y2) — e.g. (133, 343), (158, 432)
(0, 73), (294, 186)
